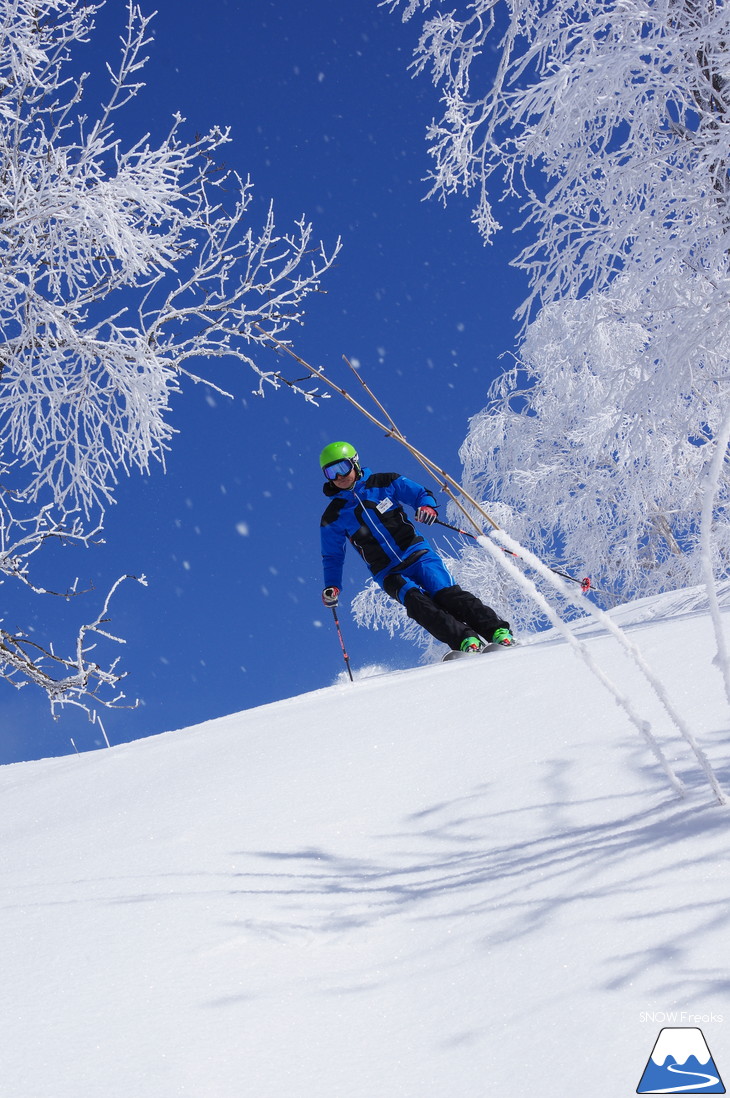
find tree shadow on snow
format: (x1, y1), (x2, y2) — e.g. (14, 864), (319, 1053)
(230, 737), (730, 1001)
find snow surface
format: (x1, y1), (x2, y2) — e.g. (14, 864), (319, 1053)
(3, 585), (730, 1097)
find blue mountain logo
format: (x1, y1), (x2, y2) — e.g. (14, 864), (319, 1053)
(637, 1027), (725, 1093)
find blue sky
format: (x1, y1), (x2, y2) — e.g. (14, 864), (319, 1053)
(1, 0), (527, 764)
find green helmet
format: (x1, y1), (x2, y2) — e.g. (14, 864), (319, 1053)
(319, 441), (359, 469)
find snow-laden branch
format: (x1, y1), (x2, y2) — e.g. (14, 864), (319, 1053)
(699, 404), (730, 707)
(385, 0), (730, 607)
(457, 268), (730, 605)
(0, 573), (146, 715)
(385, 0), (730, 320)
(0, 0), (339, 513)
(0, 0), (339, 712)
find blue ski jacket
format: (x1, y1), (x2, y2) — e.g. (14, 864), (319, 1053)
(320, 467), (438, 589)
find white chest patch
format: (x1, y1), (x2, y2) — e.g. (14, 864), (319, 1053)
(376, 498), (393, 514)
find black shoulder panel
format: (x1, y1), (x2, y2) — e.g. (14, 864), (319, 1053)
(363, 472), (399, 489)
(321, 497), (347, 528)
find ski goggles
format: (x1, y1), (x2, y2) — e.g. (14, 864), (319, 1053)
(323, 458), (355, 481)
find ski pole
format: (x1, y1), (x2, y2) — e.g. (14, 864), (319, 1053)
(434, 518), (597, 595)
(435, 518), (482, 540)
(330, 604), (354, 682)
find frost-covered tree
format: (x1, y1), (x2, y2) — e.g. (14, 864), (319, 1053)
(384, 0), (730, 313)
(461, 269), (730, 602)
(0, 0), (339, 711)
(382, 0), (730, 609)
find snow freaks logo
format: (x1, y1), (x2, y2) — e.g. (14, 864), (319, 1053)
(637, 1027), (725, 1093)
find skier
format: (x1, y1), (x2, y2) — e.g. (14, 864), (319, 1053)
(319, 441), (515, 654)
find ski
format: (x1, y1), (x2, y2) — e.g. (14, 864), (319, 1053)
(442, 641), (516, 662)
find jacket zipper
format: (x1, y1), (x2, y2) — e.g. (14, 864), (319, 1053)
(353, 487), (406, 566)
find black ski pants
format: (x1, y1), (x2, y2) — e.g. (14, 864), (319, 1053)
(385, 578), (510, 651)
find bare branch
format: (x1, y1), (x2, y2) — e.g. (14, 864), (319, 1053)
(0, 574), (146, 715)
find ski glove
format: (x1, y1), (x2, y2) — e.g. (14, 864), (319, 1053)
(322, 586), (340, 607)
(415, 505), (438, 526)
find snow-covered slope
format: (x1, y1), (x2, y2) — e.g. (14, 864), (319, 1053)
(3, 587), (730, 1098)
